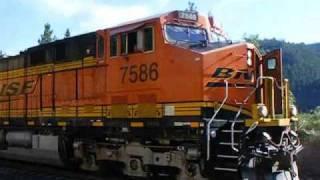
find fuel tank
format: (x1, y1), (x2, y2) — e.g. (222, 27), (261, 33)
(6, 131), (33, 148)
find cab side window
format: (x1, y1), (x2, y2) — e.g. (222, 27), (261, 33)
(120, 33), (127, 54)
(144, 27), (153, 51)
(119, 26), (154, 54)
(110, 35), (117, 57)
(128, 31), (138, 53)
(97, 35), (104, 58)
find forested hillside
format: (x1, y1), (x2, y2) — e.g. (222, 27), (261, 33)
(259, 39), (320, 111)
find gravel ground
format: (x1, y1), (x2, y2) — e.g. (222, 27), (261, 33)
(0, 145), (318, 180)
(298, 143), (320, 180)
(0, 159), (121, 180)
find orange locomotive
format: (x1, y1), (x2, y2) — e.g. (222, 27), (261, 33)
(0, 10), (301, 179)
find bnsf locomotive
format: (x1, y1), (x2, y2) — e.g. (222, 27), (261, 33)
(0, 10), (301, 179)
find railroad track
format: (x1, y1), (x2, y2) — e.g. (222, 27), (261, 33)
(0, 159), (121, 180)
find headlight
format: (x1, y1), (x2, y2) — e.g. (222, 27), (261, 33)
(210, 130), (217, 138)
(257, 104), (268, 118)
(262, 132), (272, 141)
(247, 50), (253, 66)
(290, 105), (298, 116)
(250, 72), (255, 83)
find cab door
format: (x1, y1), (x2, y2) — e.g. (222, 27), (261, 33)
(262, 49), (283, 114)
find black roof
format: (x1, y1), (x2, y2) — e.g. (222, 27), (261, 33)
(27, 32), (96, 52)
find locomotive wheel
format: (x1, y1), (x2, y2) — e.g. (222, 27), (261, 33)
(273, 171), (293, 180)
(272, 162), (299, 180)
(241, 160), (299, 180)
(58, 134), (80, 169)
(0, 129), (6, 149)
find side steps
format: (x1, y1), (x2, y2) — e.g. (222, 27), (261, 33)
(209, 119), (245, 177)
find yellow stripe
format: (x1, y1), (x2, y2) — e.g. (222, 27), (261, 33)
(0, 102), (251, 119)
(40, 108), (54, 117)
(174, 111), (201, 116)
(174, 107), (201, 110)
(166, 102), (206, 108)
(132, 104), (162, 118)
(0, 111), (9, 117)
(27, 109), (40, 117)
(78, 113), (102, 117)
(107, 105), (132, 118)
(245, 118), (290, 127)
(92, 121), (104, 127)
(216, 103), (252, 117)
(78, 106), (103, 117)
(27, 121), (35, 126)
(8, 69), (25, 78)
(130, 122), (144, 127)
(0, 72), (7, 79)
(0, 57), (96, 80)
(27, 64), (54, 76)
(190, 122), (200, 128)
(9, 110), (25, 117)
(58, 121), (67, 126)
(54, 61), (82, 71)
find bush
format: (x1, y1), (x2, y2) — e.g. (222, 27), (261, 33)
(298, 106), (320, 143)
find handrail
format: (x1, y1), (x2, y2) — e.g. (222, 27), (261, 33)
(206, 79), (228, 160)
(230, 76), (275, 152)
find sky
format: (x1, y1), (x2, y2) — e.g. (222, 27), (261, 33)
(0, 0), (319, 55)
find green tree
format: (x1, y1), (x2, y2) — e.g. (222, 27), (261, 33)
(64, 28), (71, 38)
(0, 50), (4, 59)
(243, 34), (263, 52)
(259, 38), (320, 111)
(289, 90), (296, 105)
(298, 106), (320, 142)
(186, 1), (197, 12)
(38, 23), (56, 44)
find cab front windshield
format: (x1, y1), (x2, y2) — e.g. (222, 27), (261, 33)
(165, 24), (207, 44)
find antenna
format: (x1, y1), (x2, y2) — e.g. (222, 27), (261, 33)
(187, 1), (197, 12)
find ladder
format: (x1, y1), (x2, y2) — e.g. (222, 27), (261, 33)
(211, 118), (244, 176)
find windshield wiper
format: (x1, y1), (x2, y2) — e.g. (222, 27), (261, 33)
(173, 39), (190, 45)
(189, 40), (208, 48)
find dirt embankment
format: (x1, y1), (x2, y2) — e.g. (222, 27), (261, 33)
(298, 143), (320, 180)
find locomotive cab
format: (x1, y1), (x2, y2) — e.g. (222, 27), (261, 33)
(150, 10), (301, 179)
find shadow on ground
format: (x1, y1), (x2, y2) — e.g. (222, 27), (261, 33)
(298, 142), (320, 180)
